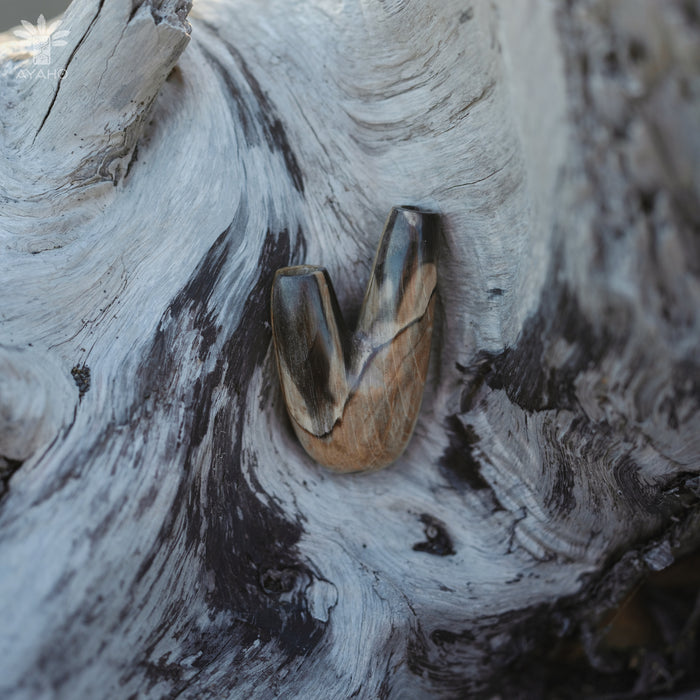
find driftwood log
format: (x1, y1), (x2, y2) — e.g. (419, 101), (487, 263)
(1, 0), (699, 697)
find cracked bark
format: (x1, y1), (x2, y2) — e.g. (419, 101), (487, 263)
(0, 0), (699, 698)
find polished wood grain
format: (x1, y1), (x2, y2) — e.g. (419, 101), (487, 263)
(271, 206), (439, 472)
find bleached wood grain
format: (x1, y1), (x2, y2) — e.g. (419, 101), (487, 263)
(1, 0), (699, 697)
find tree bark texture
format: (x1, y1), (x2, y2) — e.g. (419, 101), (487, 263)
(1, 0), (699, 697)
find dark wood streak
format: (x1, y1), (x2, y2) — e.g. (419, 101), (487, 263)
(138, 218), (324, 666)
(413, 513), (456, 556)
(36, 213), (322, 696)
(198, 21), (305, 193)
(271, 206), (440, 472)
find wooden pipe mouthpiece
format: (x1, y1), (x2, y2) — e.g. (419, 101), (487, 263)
(271, 206), (439, 473)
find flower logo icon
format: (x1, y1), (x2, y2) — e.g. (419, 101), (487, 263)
(13, 14), (70, 66)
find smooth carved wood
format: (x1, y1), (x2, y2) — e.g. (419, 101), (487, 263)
(271, 206), (439, 472)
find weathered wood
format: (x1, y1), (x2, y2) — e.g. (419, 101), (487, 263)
(0, 0), (699, 697)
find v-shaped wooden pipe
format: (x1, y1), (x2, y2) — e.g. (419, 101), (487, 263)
(271, 206), (440, 473)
